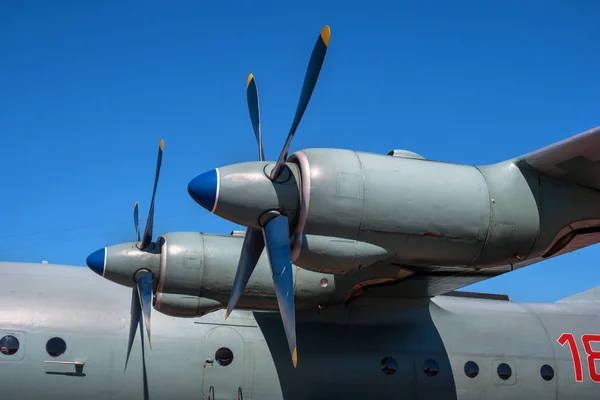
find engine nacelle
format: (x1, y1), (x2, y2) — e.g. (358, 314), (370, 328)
(154, 293), (222, 318)
(101, 232), (338, 311)
(158, 232), (338, 310)
(289, 149), (497, 268)
(288, 148), (600, 270)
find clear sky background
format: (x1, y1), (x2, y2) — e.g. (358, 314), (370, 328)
(1, 1), (599, 303)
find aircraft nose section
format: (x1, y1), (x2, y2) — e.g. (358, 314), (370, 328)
(86, 248), (106, 276)
(188, 169), (219, 212)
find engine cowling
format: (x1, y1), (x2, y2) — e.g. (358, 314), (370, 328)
(100, 232), (338, 312)
(288, 148), (539, 270)
(154, 293), (222, 318)
(157, 232), (338, 310)
(289, 148), (600, 271)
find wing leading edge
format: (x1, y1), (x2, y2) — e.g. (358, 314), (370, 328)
(514, 126), (600, 191)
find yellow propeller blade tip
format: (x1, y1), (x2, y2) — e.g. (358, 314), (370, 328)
(246, 73), (254, 88)
(134, 201), (138, 209)
(224, 309), (229, 320)
(159, 138), (165, 151)
(320, 25), (331, 47)
(292, 347), (298, 368)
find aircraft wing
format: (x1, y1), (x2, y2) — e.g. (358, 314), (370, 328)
(557, 284), (600, 303)
(514, 126), (600, 191)
(392, 265), (511, 297)
(362, 264), (512, 299)
(361, 256), (547, 299)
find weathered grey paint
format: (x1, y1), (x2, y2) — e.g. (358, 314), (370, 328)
(103, 231), (527, 314)
(198, 126), (600, 278)
(211, 161), (301, 229)
(472, 162), (540, 265)
(99, 228), (548, 301)
(293, 234), (389, 274)
(155, 293), (222, 317)
(1, 261), (599, 400)
(102, 232), (338, 313)
(293, 149), (490, 266)
(287, 148), (600, 270)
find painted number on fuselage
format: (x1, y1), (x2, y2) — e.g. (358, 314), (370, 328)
(557, 333), (600, 383)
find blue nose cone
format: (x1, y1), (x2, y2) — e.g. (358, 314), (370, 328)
(188, 169), (218, 212)
(86, 248), (106, 276)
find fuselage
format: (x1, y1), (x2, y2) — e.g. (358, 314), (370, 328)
(1, 261), (598, 399)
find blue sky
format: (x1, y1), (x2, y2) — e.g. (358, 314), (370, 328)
(1, 1), (599, 302)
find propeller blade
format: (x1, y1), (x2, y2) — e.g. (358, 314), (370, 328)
(133, 202), (140, 242)
(246, 74), (264, 161)
(225, 227), (265, 319)
(138, 316), (150, 400)
(270, 25), (331, 180)
(262, 214), (297, 367)
(136, 271), (153, 349)
(125, 287), (142, 372)
(125, 287), (150, 400)
(140, 139), (164, 250)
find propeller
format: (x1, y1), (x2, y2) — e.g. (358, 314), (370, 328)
(246, 73), (264, 161)
(124, 265), (151, 400)
(125, 138), (164, 370)
(271, 25), (330, 180)
(139, 139), (164, 250)
(134, 202), (140, 242)
(225, 25), (331, 368)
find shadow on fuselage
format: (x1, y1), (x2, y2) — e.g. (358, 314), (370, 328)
(254, 299), (458, 400)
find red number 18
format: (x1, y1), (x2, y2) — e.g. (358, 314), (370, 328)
(558, 333), (600, 383)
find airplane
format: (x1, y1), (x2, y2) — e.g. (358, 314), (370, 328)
(76, 144), (600, 400)
(2, 259), (600, 400)
(185, 24), (600, 367)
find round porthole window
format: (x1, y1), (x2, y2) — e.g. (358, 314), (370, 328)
(46, 337), (67, 357)
(497, 363), (512, 380)
(215, 347), (234, 366)
(423, 359), (439, 377)
(381, 356), (397, 375)
(464, 361), (479, 378)
(0, 335), (19, 356)
(540, 364), (554, 381)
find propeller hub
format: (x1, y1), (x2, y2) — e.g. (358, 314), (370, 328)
(86, 242), (161, 288)
(187, 168), (218, 212)
(86, 248), (106, 277)
(188, 162), (301, 229)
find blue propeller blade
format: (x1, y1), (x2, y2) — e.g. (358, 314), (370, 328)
(136, 271), (153, 349)
(133, 202), (140, 242)
(125, 287), (142, 372)
(138, 316), (150, 400)
(124, 285), (150, 399)
(262, 214), (297, 367)
(246, 74), (264, 161)
(226, 227), (265, 319)
(270, 25), (331, 180)
(140, 139), (164, 250)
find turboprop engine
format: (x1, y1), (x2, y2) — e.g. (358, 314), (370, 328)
(86, 231), (336, 315)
